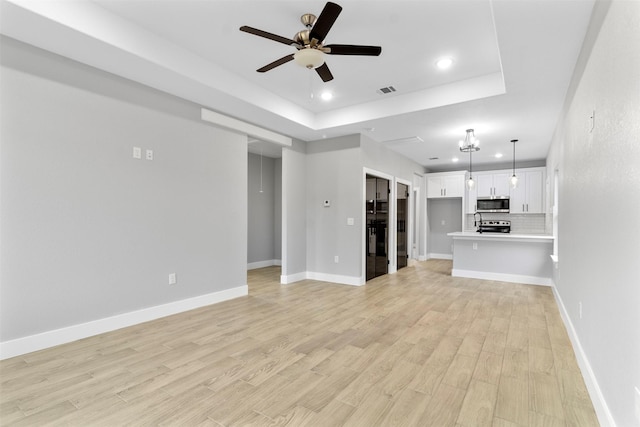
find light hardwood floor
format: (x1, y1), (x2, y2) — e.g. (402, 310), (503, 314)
(0, 260), (599, 426)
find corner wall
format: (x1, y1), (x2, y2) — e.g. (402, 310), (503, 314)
(546, 2), (640, 425)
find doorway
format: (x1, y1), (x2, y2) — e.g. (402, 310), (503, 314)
(366, 174), (389, 280)
(397, 182), (409, 270)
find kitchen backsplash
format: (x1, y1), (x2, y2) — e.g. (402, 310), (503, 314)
(465, 213), (547, 234)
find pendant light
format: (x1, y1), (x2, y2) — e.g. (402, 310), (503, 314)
(467, 149), (475, 189)
(509, 139), (518, 189)
(459, 129), (480, 189)
(459, 129), (480, 152)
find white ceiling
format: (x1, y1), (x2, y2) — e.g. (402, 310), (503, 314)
(0, 0), (595, 170)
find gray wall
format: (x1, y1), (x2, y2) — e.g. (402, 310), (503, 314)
(305, 136), (362, 277)
(0, 37), (248, 342)
(427, 198), (462, 257)
(247, 152), (278, 264)
(281, 141), (307, 278)
(546, 1), (640, 425)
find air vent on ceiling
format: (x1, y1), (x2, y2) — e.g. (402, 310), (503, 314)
(377, 86), (397, 95)
(429, 157), (439, 160)
(382, 136), (424, 145)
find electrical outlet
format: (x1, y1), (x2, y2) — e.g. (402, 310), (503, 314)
(473, 242), (478, 250)
(146, 149), (154, 160)
(168, 273), (177, 285)
(579, 302), (582, 319)
(133, 146), (142, 159)
(334, 256), (339, 264)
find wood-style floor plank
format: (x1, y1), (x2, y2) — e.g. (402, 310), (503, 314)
(0, 260), (599, 426)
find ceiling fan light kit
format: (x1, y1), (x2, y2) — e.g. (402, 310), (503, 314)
(294, 48), (325, 69)
(240, 2), (381, 82)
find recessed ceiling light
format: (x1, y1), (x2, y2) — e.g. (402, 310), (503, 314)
(452, 157), (459, 162)
(321, 91), (333, 101)
(495, 153), (503, 158)
(436, 57), (454, 70)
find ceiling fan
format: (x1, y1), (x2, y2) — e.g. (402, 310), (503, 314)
(239, 1), (382, 82)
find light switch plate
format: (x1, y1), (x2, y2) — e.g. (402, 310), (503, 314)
(133, 147), (142, 159)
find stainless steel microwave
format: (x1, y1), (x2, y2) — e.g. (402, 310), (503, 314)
(476, 196), (510, 213)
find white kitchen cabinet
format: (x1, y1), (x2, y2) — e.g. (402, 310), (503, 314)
(366, 178), (389, 200)
(477, 172), (510, 197)
(510, 168), (544, 213)
(427, 173), (465, 198)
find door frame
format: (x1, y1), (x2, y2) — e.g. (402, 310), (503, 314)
(362, 168), (394, 283)
(395, 177), (413, 271)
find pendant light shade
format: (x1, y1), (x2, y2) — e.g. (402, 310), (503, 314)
(467, 149), (475, 189)
(510, 139), (518, 189)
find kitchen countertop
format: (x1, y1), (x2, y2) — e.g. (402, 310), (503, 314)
(448, 231), (554, 242)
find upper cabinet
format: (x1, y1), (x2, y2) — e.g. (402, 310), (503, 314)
(427, 172), (465, 198)
(510, 168), (545, 214)
(466, 167), (546, 214)
(477, 172), (511, 197)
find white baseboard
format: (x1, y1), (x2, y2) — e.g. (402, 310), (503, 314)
(427, 253), (453, 260)
(280, 271), (307, 284)
(280, 271), (364, 286)
(552, 287), (616, 427)
(0, 285), (248, 360)
(247, 259), (281, 270)
(451, 269), (552, 286)
(306, 272), (365, 286)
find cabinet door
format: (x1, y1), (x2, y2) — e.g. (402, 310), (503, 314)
(525, 170), (544, 213)
(366, 180), (376, 200)
(442, 175), (464, 197)
(467, 185), (477, 213)
(377, 179), (389, 200)
(509, 170), (544, 213)
(492, 173), (511, 197)
(427, 177), (443, 198)
(476, 174), (494, 197)
(510, 179), (526, 213)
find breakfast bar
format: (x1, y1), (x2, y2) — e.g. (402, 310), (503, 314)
(447, 232), (554, 286)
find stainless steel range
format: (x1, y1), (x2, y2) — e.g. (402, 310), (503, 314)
(477, 220), (511, 234)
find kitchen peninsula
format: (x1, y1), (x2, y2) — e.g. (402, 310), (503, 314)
(447, 231), (554, 286)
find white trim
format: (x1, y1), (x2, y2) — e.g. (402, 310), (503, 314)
(0, 285), (248, 360)
(280, 271), (306, 284)
(307, 272), (365, 286)
(451, 269), (552, 286)
(418, 255), (428, 261)
(281, 271), (364, 286)
(552, 287), (616, 427)
(427, 253), (454, 260)
(201, 108), (291, 147)
(247, 259), (281, 270)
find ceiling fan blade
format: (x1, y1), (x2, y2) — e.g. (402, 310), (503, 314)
(309, 2), (342, 44)
(315, 62), (334, 82)
(257, 54), (295, 72)
(240, 26), (298, 46)
(324, 44), (382, 56)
